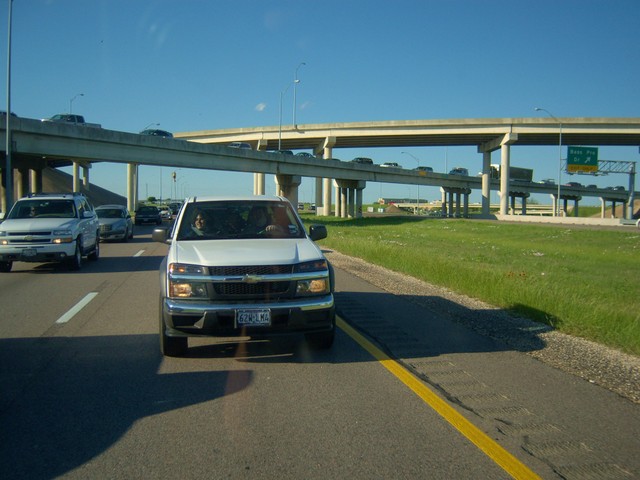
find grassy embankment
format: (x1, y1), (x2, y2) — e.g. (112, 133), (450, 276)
(301, 214), (640, 356)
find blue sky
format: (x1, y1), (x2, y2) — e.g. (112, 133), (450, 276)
(1, 0), (639, 204)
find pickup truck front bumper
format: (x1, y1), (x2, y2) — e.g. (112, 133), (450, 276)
(161, 294), (335, 337)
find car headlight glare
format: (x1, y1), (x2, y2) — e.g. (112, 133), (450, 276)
(296, 278), (329, 296)
(168, 263), (208, 298)
(52, 230), (73, 244)
(170, 282), (207, 298)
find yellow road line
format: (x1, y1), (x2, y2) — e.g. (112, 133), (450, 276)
(337, 316), (541, 480)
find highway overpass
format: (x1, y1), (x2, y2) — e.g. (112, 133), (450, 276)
(1, 116), (637, 220)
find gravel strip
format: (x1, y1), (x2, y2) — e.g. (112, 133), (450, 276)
(326, 248), (640, 404)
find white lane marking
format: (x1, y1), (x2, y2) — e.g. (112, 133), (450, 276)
(133, 250), (145, 257)
(55, 292), (99, 324)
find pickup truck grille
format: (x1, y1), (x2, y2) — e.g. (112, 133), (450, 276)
(209, 265), (293, 297)
(209, 265), (293, 276)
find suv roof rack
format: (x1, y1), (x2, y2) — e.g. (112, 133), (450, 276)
(25, 192), (86, 198)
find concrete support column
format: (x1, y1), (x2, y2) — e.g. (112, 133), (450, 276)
(314, 177), (322, 213)
(463, 191), (470, 217)
(0, 169), (7, 214)
(600, 198), (606, 218)
(72, 162), (80, 192)
(82, 164), (90, 190)
(127, 163), (137, 212)
(317, 137), (336, 216)
(574, 199), (579, 217)
(355, 187), (363, 218)
(253, 173), (265, 195)
(16, 168), (29, 199)
(481, 150), (491, 216)
(340, 187), (347, 218)
(440, 188), (447, 217)
(274, 174), (301, 206)
(522, 196), (527, 215)
(510, 195), (516, 215)
(348, 188), (355, 218)
(499, 144), (510, 215)
(448, 191), (454, 217)
(30, 168), (43, 194)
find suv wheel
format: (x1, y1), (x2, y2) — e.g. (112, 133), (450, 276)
(68, 240), (82, 270)
(159, 301), (188, 357)
(0, 261), (12, 272)
(88, 237), (99, 261)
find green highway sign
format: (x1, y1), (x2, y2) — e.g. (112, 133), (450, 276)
(567, 146), (599, 173)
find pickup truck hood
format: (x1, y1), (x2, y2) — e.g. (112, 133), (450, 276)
(0, 218), (78, 232)
(171, 238), (324, 266)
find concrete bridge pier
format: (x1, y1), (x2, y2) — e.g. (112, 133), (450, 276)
(334, 179), (365, 218)
(509, 192), (530, 215)
(274, 174), (301, 207)
(441, 187), (472, 217)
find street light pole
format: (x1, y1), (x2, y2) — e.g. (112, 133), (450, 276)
(535, 107), (563, 216)
(293, 62), (305, 128)
(279, 81), (297, 150)
(4, 0), (13, 212)
(70, 93), (84, 114)
(402, 151), (420, 215)
(143, 122), (160, 131)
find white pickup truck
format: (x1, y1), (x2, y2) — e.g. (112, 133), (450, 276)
(152, 195), (335, 356)
(42, 113), (101, 128)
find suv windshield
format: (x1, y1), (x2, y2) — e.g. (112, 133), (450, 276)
(8, 199), (76, 219)
(177, 200), (304, 240)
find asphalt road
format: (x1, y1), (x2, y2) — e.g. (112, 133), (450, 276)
(0, 226), (637, 479)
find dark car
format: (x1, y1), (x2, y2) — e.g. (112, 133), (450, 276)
(351, 157), (373, 164)
(140, 129), (173, 138)
(135, 205), (162, 225)
(96, 204), (134, 242)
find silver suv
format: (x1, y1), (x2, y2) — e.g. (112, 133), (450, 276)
(0, 192), (100, 272)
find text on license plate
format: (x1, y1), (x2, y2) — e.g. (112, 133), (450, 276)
(22, 248), (37, 257)
(236, 309), (271, 327)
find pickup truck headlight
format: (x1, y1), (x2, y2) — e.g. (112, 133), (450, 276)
(52, 229), (73, 244)
(0, 231), (7, 245)
(168, 263), (208, 298)
(294, 260), (330, 296)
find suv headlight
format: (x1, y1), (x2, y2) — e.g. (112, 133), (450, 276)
(168, 263), (208, 298)
(0, 231), (7, 245)
(294, 260), (330, 296)
(52, 229), (73, 244)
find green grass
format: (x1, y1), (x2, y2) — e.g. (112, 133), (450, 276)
(301, 214), (640, 355)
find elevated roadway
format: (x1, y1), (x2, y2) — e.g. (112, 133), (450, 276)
(1, 116), (637, 220)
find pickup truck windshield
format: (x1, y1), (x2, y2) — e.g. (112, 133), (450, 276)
(177, 200), (305, 240)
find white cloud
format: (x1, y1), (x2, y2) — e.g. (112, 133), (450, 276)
(255, 103), (267, 112)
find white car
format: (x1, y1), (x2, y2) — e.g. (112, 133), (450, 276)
(152, 195), (335, 356)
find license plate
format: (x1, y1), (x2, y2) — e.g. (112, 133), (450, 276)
(22, 248), (37, 257)
(236, 309), (271, 327)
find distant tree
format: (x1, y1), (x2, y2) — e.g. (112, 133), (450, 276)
(147, 196), (157, 203)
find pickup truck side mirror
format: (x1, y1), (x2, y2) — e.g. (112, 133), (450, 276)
(308, 224), (327, 241)
(152, 226), (171, 244)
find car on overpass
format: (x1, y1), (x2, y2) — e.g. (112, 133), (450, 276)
(151, 195), (336, 356)
(139, 128), (173, 138)
(449, 167), (469, 176)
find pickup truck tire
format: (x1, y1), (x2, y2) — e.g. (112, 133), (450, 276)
(0, 261), (12, 272)
(159, 303), (188, 357)
(88, 237), (100, 261)
(305, 328), (335, 350)
(68, 240), (82, 271)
